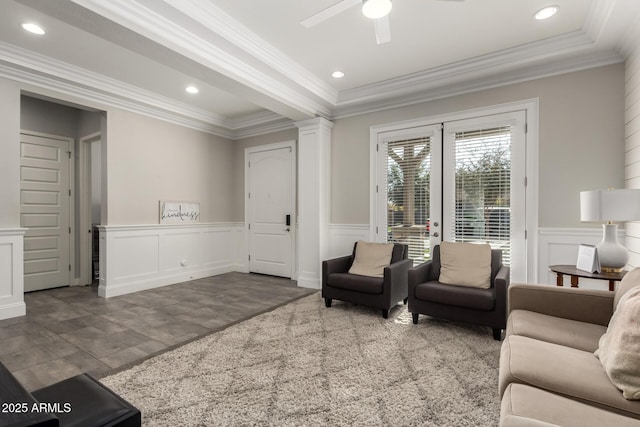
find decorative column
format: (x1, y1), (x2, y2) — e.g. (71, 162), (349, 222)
(295, 117), (333, 289)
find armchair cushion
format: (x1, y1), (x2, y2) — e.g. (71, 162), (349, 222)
(439, 241), (492, 288)
(415, 281), (496, 310)
(348, 240), (394, 278)
(596, 286), (640, 400)
(326, 273), (383, 295)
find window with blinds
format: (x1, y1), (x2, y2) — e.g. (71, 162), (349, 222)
(450, 126), (512, 265)
(386, 137), (431, 264)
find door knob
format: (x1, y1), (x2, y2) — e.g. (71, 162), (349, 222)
(432, 232), (439, 237)
(433, 222), (439, 227)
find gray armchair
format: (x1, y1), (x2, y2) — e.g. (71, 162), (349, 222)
(408, 244), (510, 340)
(322, 242), (411, 318)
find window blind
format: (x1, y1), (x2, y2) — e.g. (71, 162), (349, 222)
(386, 137), (431, 264)
(449, 126), (512, 265)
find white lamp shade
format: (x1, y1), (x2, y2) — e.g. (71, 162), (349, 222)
(580, 189), (640, 223)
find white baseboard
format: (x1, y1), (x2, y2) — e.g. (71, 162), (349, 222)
(98, 223), (246, 298)
(0, 228), (27, 320)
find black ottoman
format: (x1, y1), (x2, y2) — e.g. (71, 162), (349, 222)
(31, 374), (140, 427)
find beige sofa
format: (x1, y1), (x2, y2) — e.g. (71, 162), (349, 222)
(498, 269), (640, 426)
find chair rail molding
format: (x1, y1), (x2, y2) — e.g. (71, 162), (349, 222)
(97, 223), (246, 298)
(0, 228), (27, 320)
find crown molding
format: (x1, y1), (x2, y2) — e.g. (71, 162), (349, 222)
(331, 49), (623, 120)
(337, 31), (595, 108)
(161, 0), (338, 106)
(70, 0), (330, 120)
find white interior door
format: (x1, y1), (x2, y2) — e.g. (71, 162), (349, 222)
(246, 142), (295, 278)
(20, 132), (72, 292)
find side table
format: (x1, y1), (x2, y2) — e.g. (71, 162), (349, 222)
(549, 265), (626, 292)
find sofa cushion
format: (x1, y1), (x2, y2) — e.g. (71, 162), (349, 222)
(596, 286), (640, 400)
(499, 335), (640, 418)
(415, 281), (495, 311)
(506, 309), (606, 352)
(327, 273), (383, 295)
(614, 267), (640, 308)
(348, 241), (394, 278)
(439, 241), (491, 288)
(501, 383), (640, 427)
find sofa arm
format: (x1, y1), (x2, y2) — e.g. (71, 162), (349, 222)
(508, 283), (614, 326)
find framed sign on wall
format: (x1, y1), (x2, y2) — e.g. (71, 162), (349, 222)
(159, 201), (200, 224)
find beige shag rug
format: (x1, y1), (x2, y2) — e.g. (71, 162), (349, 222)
(101, 294), (502, 426)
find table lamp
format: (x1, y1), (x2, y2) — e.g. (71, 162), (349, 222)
(580, 189), (640, 272)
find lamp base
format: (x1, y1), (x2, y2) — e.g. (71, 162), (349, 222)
(596, 223), (628, 272)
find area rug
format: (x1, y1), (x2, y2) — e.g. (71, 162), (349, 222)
(101, 294), (502, 426)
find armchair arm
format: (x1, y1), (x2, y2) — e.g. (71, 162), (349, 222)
(385, 258), (412, 285)
(508, 283), (614, 326)
(385, 258), (412, 302)
(493, 265), (510, 325)
(408, 261), (433, 296)
(323, 255), (353, 276)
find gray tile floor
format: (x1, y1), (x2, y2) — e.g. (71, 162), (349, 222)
(0, 273), (315, 391)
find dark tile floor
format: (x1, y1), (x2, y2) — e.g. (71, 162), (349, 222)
(0, 272), (316, 391)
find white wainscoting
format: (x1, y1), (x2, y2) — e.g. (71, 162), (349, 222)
(98, 223), (246, 298)
(0, 228), (27, 320)
(328, 224), (371, 258)
(537, 227), (625, 290)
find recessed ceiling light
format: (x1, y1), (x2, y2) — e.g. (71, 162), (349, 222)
(22, 22), (45, 35)
(331, 71), (345, 79)
(185, 86), (199, 94)
(534, 5), (559, 20)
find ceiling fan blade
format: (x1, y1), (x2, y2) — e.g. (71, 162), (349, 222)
(373, 15), (391, 44)
(301, 0), (362, 28)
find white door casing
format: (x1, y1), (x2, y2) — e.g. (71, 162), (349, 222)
(245, 141), (296, 278)
(20, 132), (72, 292)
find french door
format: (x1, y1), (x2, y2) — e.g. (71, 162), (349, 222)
(375, 111), (526, 281)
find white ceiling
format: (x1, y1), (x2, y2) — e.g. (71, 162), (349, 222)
(1, 0), (639, 138)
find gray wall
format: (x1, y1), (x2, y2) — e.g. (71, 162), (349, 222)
(0, 80), (20, 228)
(105, 109), (236, 224)
(330, 64), (625, 228)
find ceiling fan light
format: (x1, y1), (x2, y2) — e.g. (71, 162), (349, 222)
(362, 0), (392, 20)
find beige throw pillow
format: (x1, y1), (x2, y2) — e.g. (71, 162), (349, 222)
(348, 241), (394, 278)
(439, 241), (492, 289)
(595, 286), (640, 400)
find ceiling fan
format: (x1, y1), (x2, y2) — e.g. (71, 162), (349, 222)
(301, 0), (464, 45)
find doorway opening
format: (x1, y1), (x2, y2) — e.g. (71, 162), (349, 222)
(20, 94), (105, 291)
